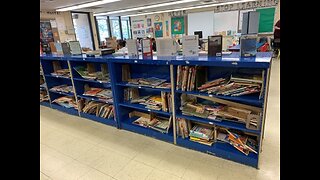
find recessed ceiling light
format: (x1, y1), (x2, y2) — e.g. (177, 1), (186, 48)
(94, 0), (199, 16)
(56, 0), (121, 12)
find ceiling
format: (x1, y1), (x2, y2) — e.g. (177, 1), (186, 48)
(40, 0), (238, 16)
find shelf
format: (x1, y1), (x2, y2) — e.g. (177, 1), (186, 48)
(40, 101), (51, 107)
(121, 116), (174, 143)
(49, 90), (74, 97)
(44, 74), (71, 80)
(175, 90), (263, 107)
(176, 113), (260, 135)
(73, 77), (111, 86)
(176, 137), (258, 168)
(119, 102), (171, 116)
(116, 82), (171, 92)
(77, 95), (113, 104)
(80, 112), (116, 127)
(51, 103), (79, 116)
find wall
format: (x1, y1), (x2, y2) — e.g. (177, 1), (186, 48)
(130, 13), (176, 39)
(40, 10), (76, 42)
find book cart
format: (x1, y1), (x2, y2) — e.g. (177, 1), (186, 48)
(40, 52), (272, 169)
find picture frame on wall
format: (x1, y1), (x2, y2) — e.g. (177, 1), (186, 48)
(171, 17), (185, 34)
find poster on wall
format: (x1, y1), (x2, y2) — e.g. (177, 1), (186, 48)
(171, 17), (184, 34)
(147, 18), (152, 27)
(165, 21), (169, 36)
(154, 22), (163, 38)
(132, 19), (146, 38)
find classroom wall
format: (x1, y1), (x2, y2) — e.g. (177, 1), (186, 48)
(40, 10), (76, 42)
(130, 13), (173, 39)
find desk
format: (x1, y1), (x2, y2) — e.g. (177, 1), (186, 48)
(228, 42), (265, 52)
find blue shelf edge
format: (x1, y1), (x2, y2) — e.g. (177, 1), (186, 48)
(175, 90), (263, 107)
(77, 95), (113, 104)
(116, 82), (171, 92)
(176, 114), (260, 135)
(40, 101), (51, 107)
(176, 137), (258, 168)
(119, 102), (172, 116)
(50, 103), (79, 116)
(80, 112), (116, 127)
(73, 77), (111, 86)
(121, 116), (174, 143)
(49, 90), (74, 97)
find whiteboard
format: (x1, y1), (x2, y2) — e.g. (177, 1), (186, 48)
(188, 11), (214, 39)
(213, 11), (239, 33)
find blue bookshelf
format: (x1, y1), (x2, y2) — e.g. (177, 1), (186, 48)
(116, 82), (171, 92)
(40, 52), (272, 169)
(40, 101), (51, 108)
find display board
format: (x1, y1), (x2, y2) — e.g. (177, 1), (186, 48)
(213, 11), (238, 34)
(256, 7), (275, 33)
(188, 11), (214, 39)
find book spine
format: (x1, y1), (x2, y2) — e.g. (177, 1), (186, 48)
(176, 65), (181, 90)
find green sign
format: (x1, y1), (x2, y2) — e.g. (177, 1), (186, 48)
(171, 17), (185, 34)
(256, 7), (275, 33)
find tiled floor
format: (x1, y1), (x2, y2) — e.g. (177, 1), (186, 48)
(40, 59), (280, 180)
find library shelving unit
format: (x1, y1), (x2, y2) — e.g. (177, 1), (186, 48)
(110, 58), (174, 143)
(40, 55), (117, 127)
(40, 52), (272, 169)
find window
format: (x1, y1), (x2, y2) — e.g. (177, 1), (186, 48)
(110, 17), (121, 40)
(96, 17), (110, 42)
(121, 17), (131, 40)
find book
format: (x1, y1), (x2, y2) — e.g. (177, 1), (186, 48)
(240, 35), (257, 57)
(176, 65), (182, 90)
(208, 35), (222, 57)
(127, 39), (139, 57)
(161, 91), (168, 112)
(181, 66), (189, 91)
(156, 38), (176, 57)
(142, 39), (153, 58)
(68, 41), (82, 55)
(61, 42), (71, 55)
(182, 35), (199, 57)
(156, 82), (171, 89)
(83, 87), (103, 97)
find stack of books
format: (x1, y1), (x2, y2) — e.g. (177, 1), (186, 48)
(74, 66), (110, 82)
(50, 84), (73, 93)
(82, 101), (114, 119)
(181, 101), (258, 124)
(127, 77), (169, 88)
(176, 66), (197, 91)
(198, 75), (262, 96)
(51, 69), (70, 78)
(176, 118), (191, 139)
(83, 87), (113, 103)
(189, 125), (215, 146)
(218, 129), (258, 155)
(124, 88), (172, 112)
(52, 96), (78, 109)
(40, 90), (49, 102)
(132, 112), (172, 133)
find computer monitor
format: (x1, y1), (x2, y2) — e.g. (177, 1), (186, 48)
(194, 31), (203, 39)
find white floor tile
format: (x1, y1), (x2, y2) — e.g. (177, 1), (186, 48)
(51, 160), (91, 180)
(114, 160), (154, 180)
(79, 168), (115, 180)
(146, 169), (181, 180)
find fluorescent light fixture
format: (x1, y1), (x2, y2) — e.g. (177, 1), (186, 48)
(125, 0), (256, 17)
(56, 0), (121, 12)
(94, 0), (199, 16)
